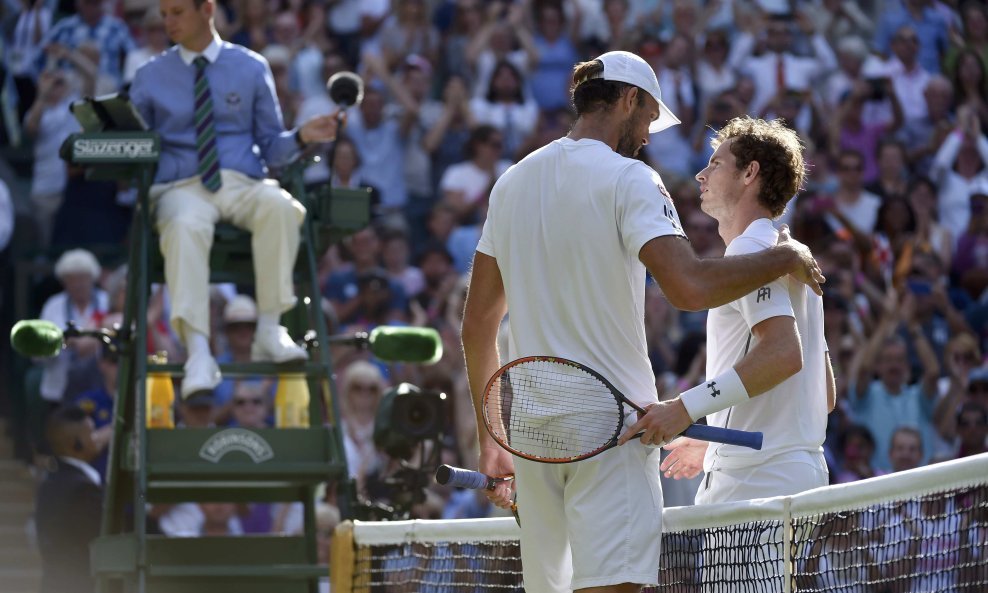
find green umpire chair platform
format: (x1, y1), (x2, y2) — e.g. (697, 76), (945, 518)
(61, 129), (370, 593)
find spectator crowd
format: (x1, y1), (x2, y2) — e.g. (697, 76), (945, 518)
(2, 0), (988, 552)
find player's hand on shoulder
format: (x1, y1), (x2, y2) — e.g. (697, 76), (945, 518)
(618, 399), (692, 448)
(777, 224), (825, 296)
(660, 437), (707, 480)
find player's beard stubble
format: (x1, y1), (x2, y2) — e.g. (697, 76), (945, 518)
(615, 105), (648, 159)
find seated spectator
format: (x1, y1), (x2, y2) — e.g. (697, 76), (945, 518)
(906, 176), (953, 269)
(930, 105), (988, 243)
(952, 49), (988, 129)
(22, 68), (79, 249)
(381, 233), (425, 300)
(465, 3), (537, 100)
(376, 0), (440, 72)
(530, 2), (579, 112)
(215, 296), (275, 425)
(347, 86), (408, 222)
(199, 503), (244, 535)
(35, 406), (103, 593)
(323, 228), (407, 329)
(815, 149), (883, 243)
(469, 60), (539, 161)
(888, 426), (924, 472)
(410, 244), (458, 326)
(38, 250), (108, 414)
(229, 383), (271, 429)
(695, 29), (737, 110)
(39, 0), (135, 87)
(439, 125), (511, 224)
(229, 0), (271, 51)
(424, 75), (475, 189)
(835, 424), (881, 482)
(69, 343), (117, 479)
(898, 75), (955, 174)
(952, 184), (988, 299)
(848, 290), (941, 472)
(123, 9), (169, 83)
(339, 361), (388, 498)
(955, 401), (988, 458)
(866, 140), (912, 202)
(829, 80), (904, 185)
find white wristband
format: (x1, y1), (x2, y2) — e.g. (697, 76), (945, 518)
(679, 368), (750, 422)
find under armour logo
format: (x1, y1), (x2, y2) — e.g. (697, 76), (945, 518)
(708, 381), (720, 397)
(756, 287), (772, 302)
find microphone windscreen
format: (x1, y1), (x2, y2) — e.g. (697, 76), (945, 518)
(327, 71), (364, 108)
(368, 326), (443, 364)
(11, 320), (64, 358)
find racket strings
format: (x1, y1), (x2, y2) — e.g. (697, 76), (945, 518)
(486, 359), (624, 461)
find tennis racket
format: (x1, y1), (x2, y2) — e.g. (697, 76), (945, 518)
(435, 464), (519, 525)
(482, 356), (763, 463)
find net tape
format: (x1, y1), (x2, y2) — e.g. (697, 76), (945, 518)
(345, 454), (988, 593)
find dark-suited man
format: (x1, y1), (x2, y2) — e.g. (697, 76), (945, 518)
(35, 406), (103, 593)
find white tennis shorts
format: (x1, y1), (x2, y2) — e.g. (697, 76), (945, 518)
(694, 450), (829, 505)
(514, 440), (663, 592)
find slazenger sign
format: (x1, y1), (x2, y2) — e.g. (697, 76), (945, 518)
(198, 428), (274, 463)
(73, 138), (158, 160)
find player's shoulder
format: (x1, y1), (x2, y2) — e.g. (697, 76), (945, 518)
(725, 219), (778, 256)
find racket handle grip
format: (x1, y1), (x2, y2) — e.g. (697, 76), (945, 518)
(436, 464), (496, 490)
(682, 424), (763, 450)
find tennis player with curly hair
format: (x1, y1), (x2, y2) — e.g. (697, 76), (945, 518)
(659, 117), (836, 504)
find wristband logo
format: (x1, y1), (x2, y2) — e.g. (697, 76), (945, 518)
(756, 286), (772, 302)
(708, 381), (720, 398)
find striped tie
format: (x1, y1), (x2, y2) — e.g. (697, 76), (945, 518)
(193, 56), (221, 192)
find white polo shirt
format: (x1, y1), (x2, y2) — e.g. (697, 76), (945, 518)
(702, 219), (829, 471)
(477, 137), (686, 406)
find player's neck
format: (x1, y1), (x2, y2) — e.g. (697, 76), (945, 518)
(718, 203), (770, 245)
(568, 116), (621, 152)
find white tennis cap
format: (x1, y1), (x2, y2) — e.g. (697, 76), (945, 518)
(596, 50), (680, 134)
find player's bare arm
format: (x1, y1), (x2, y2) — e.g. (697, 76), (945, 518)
(623, 315), (801, 448)
(461, 252), (514, 509)
(640, 233), (823, 313)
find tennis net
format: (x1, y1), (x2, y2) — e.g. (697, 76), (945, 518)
(331, 453), (988, 592)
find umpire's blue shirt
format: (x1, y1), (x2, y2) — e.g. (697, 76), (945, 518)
(130, 37), (301, 184)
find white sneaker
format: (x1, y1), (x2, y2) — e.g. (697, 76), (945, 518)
(181, 353), (221, 400)
(251, 325), (308, 363)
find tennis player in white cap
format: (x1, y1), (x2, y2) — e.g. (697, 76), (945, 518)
(463, 50), (825, 593)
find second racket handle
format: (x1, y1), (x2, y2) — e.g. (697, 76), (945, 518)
(682, 424), (763, 450)
(436, 464), (494, 490)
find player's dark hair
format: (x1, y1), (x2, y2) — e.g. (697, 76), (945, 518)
(712, 116), (805, 219)
(570, 60), (645, 118)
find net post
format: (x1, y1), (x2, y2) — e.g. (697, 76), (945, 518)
(782, 497), (793, 593)
(330, 520), (357, 593)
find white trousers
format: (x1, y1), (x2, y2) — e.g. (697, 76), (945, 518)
(150, 170), (306, 343)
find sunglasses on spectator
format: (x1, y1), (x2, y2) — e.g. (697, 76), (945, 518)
(958, 418), (987, 428)
(970, 383), (988, 394)
(234, 398), (265, 407)
(350, 383), (380, 392)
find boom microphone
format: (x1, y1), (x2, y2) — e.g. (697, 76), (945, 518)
(10, 320), (64, 358)
(326, 326), (443, 364)
(327, 71), (364, 109)
(368, 326), (442, 364)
